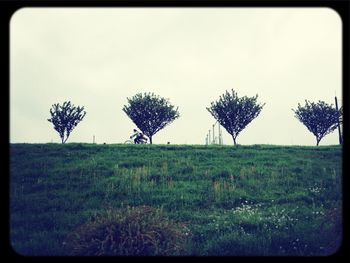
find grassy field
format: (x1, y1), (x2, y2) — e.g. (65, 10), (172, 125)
(10, 143), (342, 256)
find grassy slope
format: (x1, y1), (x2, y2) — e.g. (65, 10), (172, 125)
(10, 143), (342, 256)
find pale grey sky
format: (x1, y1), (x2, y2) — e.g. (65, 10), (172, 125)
(10, 8), (342, 145)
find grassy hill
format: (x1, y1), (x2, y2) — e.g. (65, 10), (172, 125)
(10, 143), (342, 256)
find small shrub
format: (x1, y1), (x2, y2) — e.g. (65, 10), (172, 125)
(63, 206), (191, 256)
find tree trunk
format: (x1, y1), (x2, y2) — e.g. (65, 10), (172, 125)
(149, 136), (153, 144)
(316, 138), (320, 146)
(335, 96), (342, 145)
(232, 135), (237, 146)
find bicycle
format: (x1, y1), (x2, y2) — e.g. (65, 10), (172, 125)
(124, 137), (148, 144)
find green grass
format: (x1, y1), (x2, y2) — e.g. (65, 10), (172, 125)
(10, 143), (342, 256)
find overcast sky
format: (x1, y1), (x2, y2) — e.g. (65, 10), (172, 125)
(10, 8), (342, 145)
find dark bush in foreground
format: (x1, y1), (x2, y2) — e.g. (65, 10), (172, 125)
(63, 206), (191, 256)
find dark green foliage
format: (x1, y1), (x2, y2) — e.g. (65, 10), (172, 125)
(10, 144), (342, 256)
(63, 206), (190, 256)
(122, 93), (180, 144)
(293, 100), (341, 146)
(207, 90), (265, 145)
(337, 106), (343, 125)
(203, 232), (265, 256)
(48, 101), (86, 144)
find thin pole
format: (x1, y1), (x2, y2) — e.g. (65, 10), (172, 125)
(335, 96), (342, 145)
(212, 124), (215, 144)
(93, 135), (95, 144)
(209, 130), (211, 145)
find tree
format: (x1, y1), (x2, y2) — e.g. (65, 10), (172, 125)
(122, 92), (180, 144)
(292, 100), (341, 146)
(207, 89), (265, 145)
(48, 101), (86, 144)
(339, 106), (343, 124)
